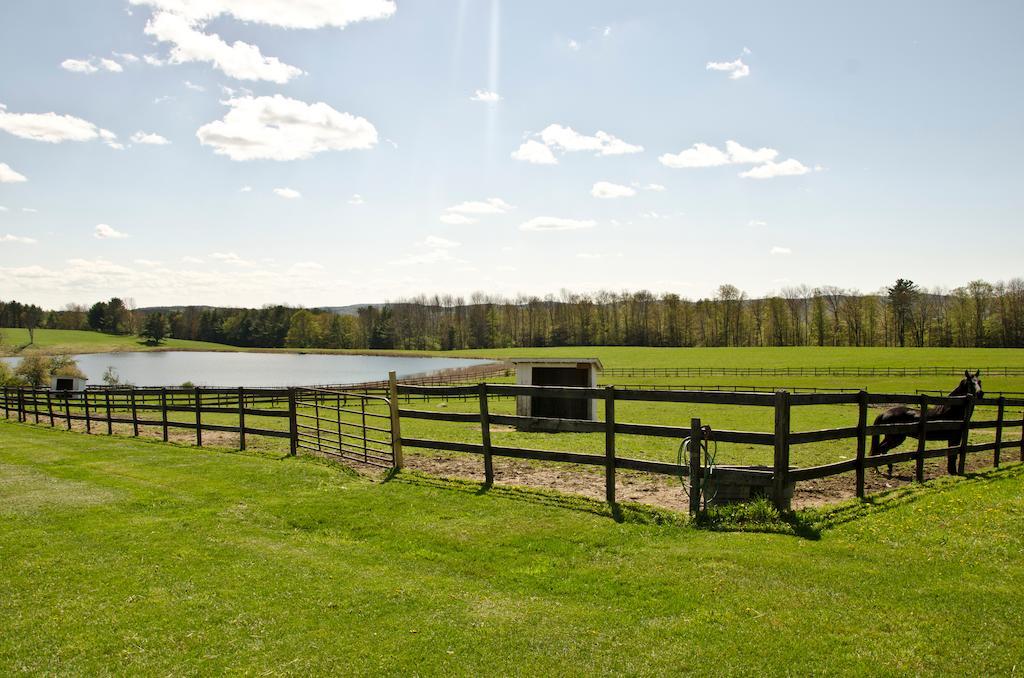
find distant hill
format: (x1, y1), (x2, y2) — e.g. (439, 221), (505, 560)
(138, 304), (384, 316)
(316, 304), (384, 316)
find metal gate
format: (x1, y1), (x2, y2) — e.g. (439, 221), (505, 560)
(293, 388), (395, 468)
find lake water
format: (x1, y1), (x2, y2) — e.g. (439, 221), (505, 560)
(2, 351), (494, 388)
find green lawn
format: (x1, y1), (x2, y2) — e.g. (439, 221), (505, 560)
(0, 328), (232, 356)
(1, 421), (1022, 674)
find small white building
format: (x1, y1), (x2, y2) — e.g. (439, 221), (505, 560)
(510, 358), (603, 422)
(50, 374), (87, 392)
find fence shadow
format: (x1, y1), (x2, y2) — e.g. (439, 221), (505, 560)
(807, 462), (1024, 530)
(385, 469), (686, 526)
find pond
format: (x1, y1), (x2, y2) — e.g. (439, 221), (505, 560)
(2, 351), (494, 388)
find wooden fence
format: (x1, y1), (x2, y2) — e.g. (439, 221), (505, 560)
(2, 385), (294, 450)
(602, 366), (1024, 378)
(5, 379), (1023, 514)
(395, 382), (1024, 511)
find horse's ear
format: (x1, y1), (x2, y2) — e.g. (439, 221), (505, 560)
(964, 369), (971, 378)
(975, 370), (981, 378)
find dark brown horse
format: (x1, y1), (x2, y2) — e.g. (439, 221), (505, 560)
(869, 370), (982, 476)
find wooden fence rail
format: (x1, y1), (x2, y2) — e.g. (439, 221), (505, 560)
(394, 380), (1024, 512)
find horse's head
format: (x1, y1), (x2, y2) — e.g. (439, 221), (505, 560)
(958, 369), (983, 399)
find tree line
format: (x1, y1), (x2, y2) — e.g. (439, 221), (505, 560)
(3, 277), (1024, 350)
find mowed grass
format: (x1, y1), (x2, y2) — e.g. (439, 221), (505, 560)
(448, 345), (1024, 369)
(1, 421), (1023, 674)
(0, 328), (231, 356)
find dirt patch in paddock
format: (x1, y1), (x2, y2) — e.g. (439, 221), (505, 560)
(405, 449), (1007, 513)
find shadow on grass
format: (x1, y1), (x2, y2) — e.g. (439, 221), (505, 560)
(806, 461), (1024, 531)
(693, 498), (823, 540)
(387, 469), (687, 527)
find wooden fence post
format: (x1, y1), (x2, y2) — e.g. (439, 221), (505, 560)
(104, 392), (113, 435)
(17, 388), (24, 422)
(688, 417), (702, 515)
(33, 389), (40, 424)
(130, 390), (139, 437)
(994, 396), (1005, 467)
(957, 396), (975, 475)
(915, 394), (928, 483)
(160, 388), (169, 442)
(194, 387), (203, 447)
(605, 386), (616, 505)
(46, 390), (55, 427)
(855, 390), (867, 498)
(3, 386), (9, 419)
(479, 383), (494, 486)
(773, 391), (791, 511)
(287, 388), (298, 457)
(64, 393), (72, 431)
(387, 371), (403, 469)
(83, 391), (91, 433)
(238, 386), (246, 451)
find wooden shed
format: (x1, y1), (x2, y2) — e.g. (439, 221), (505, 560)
(50, 374), (87, 392)
(510, 358), (603, 425)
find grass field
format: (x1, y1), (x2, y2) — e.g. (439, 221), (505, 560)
(0, 328), (232, 356)
(1, 421), (1023, 674)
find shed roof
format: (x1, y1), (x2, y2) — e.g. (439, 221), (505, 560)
(508, 357), (603, 371)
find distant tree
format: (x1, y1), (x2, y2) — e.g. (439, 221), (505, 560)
(87, 301), (109, 332)
(0, 361), (17, 386)
(107, 298), (129, 334)
(369, 306), (395, 349)
(102, 366), (122, 386)
(50, 355), (87, 380)
(14, 354), (62, 388)
(140, 313), (171, 345)
(285, 309), (321, 348)
(20, 304), (43, 345)
(887, 279), (919, 347)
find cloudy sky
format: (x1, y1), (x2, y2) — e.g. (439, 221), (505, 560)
(1, 0), (1021, 308)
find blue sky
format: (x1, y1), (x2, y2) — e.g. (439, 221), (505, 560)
(1, 0), (1021, 308)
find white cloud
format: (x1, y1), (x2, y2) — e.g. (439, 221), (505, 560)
(348, 194), (364, 205)
(21, 208), (38, 213)
(181, 255), (204, 264)
(513, 124), (642, 165)
(273, 187), (301, 199)
(134, 258), (162, 266)
(99, 58), (123, 73)
(520, 216), (596, 232)
(770, 246), (792, 255)
(210, 251), (253, 266)
(748, 219), (768, 227)
(1, 234), (36, 244)
(424, 235), (459, 249)
(114, 52), (140, 63)
(289, 261), (324, 274)
(602, 26), (612, 37)
(568, 39), (580, 51)
(706, 58), (750, 80)
(739, 158), (812, 179)
(511, 139), (557, 165)
(439, 213), (477, 225)
(61, 57), (124, 74)
(446, 198), (512, 215)
(658, 142), (731, 168)
(392, 236), (462, 265)
(659, 140), (807, 179)
(240, 185), (252, 192)
(131, 131), (171, 145)
(183, 79), (205, 91)
(0, 104), (119, 147)
(470, 89), (501, 103)
(144, 54), (167, 66)
(0, 206), (7, 211)
(94, 224), (128, 239)
(196, 95), (377, 161)
(643, 183), (666, 191)
(129, 0), (396, 30)
(591, 181), (636, 199)
(0, 163), (27, 183)
(539, 124), (643, 156)
(61, 59), (98, 74)
(144, 11), (303, 83)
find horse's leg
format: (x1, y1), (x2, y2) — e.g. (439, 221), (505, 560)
(947, 436), (961, 475)
(874, 435), (906, 476)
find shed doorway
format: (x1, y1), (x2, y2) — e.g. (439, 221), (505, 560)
(531, 366), (589, 419)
